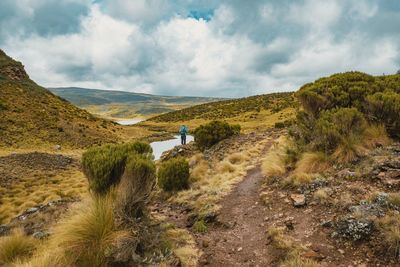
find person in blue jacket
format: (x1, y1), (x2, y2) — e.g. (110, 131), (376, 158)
(179, 125), (188, 145)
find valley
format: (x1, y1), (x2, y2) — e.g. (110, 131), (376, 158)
(1, 50), (400, 267)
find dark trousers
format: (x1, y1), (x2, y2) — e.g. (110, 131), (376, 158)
(181, 135), (186, 145)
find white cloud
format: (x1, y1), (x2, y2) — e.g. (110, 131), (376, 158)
(1, 0), (399, 97)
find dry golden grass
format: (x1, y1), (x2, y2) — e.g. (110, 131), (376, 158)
(294, 152), (330, 175)
(18, 192), (128, 267)
(0, 168), (88, 224)
(375, 211), (400, 259)
(162, 227), (201, 266)
(388, 193), (400, 207)
(0, 229), (37, 265)
(313, 188), (331, 204)
(267, 226), (320, 267)
(333, 125), (390, 164)
(261, 137), (288, 178)
(280, 254), (321, 267)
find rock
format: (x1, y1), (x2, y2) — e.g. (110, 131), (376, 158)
(237, 247), (243, 252)
(290, 194), (306, 207)
(338, 249), (345, 254)
(202, 240), (209, 248)
(26, 207), (39, 214)
(54, 145), (61, 150)
(303, 250), (325, 260)
(335, 217), (374, 241)
(349, 202), (385, 218)
(32, 231), (50, 240)
(321, 220), (333, 228)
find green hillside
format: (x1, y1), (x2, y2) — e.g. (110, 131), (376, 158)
(49, 87), (222, 119)
(0, 50), (119, 148)
(141, 92), (298, 133)
(149, 92), (296, 122)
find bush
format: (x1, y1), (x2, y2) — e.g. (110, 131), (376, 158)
(158, 157), (190, 191)
(82, 141), (152, 194)
(0, 229), (36, 265)
(194, 120), (240, 150)
(117, 154), (156, 219)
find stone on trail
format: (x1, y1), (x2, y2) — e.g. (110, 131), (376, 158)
(290, 193), (306, 207)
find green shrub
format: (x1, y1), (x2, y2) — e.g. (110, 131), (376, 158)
(158, 157), (190, 191)
(192, 220), (207, 233)
(194, 120), (240, 150)
(314, 108), (367, 152)
(82, 141), (152, 194)
(117, 154), (156, 218)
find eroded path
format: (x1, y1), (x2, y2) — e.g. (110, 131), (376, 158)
(197, 157), (274, 266)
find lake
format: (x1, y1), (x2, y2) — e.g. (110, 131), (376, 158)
(150, 135), (194, 160)
(114, 118), (144, 125)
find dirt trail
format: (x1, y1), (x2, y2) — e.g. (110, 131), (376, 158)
(197, 161), (274, 266)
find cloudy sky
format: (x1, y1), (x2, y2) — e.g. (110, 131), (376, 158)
(0, 0), (399, 97)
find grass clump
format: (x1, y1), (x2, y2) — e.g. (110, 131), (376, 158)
(192, 220), (208, 233)
(0, 229), (36, 265)
(82, 141), (152, 194)
(280, 254), (320, 267)
(261, 137), (288, 178)
(194, 120), (240, 150)
(375, 212), (400, 260)
(51, 193), (128, 266)
(158, 157), (190, 191)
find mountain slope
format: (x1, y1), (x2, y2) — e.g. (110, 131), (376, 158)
(49, 87), (222, 119)
(0, 50), (119, 148)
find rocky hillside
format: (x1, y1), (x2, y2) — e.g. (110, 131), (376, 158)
(0, 50), (119, 148)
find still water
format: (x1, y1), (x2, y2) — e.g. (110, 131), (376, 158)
(115, 118), (143, 125)
(150, 135), (194, 160)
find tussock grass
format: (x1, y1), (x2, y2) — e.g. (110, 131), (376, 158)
(280, 254), (321, 267)
(21, 193), (129, 267)
(0, 168), (87, 224)
(313, 188), (331, 204)
(227, 152), (249, 165)
(261, 137), (288, 178)
(294, 152), (330, 175)
(389, 193), (400, 207)
(162, 228), (201, 266)
(216, 160), (237, 174)
(190, 159), (209, 182)
(375, 212), (400, 259)
(267, 227), (320, 267)
(0, 229), (36, 265)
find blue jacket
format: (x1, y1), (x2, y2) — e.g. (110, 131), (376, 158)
(179, 126), (188, 136)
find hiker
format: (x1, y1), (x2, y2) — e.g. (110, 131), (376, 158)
(179, 125), (188, 145)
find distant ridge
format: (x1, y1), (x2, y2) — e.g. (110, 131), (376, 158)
(49, 87), (223, 118)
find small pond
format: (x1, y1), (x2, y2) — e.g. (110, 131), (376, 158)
(114, 118), (144, 125)
(150, 135), (194, 160)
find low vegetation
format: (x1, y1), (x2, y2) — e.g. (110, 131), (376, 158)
(81, 141), (153, 194)
(194, 120), (240, 150)
(0, 229), (36, 265)
(158, 157), (190, 191)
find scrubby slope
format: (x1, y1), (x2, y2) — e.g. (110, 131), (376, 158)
(142, 92), (298, 133)
(0, 50), (118, 148)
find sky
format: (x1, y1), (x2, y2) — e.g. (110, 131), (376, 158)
(0, 0), (399, 97)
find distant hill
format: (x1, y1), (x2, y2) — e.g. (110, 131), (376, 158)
(0, 50), (119, 148)
(49, 87), (222, 119)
